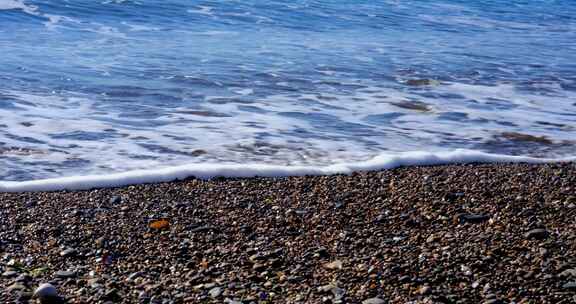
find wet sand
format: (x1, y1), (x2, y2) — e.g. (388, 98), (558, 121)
(1, 162), (576, 303)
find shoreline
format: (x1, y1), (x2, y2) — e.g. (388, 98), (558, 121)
(2, 149), (575, 192)
(1, 162), (576, 303)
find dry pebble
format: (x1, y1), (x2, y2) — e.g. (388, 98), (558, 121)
(525, 228), (549, 240)
(0, 162), (576, 303)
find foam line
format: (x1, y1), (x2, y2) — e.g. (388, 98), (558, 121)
(1, 149), (574, 192)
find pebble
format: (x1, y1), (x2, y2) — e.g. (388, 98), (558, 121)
(109, 195), (122, 204)
(209, 286), (222, 298)
(455, 213), (490, 224)
(562, 282), (576, 290)
(7, 283), (27, 292)
(2, 270), (18, 278)
(363, 297), (386, 304)
(34, 283), (59, 299)
(418, 285), (431, 295)
(315, 247), (329, 259)
(331, 286), (346, 300)
(190, 225), (213, 233)
(252, 263), (266, 272)
(102, 288), (121, 301)
(318, 284), (335, 293)
(525, 229), (549, 240)
(60, 248), (77, 257)
(324, 260), (343, 270)
(559, 269), (576, 278)
(126, 271), (144, 281)
(55, 270), (76, 278)
(334, 202), (345, 209)
(15, 274), (31, 282)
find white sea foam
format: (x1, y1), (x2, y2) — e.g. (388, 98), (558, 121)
(0, 0), (63, 26)
(1, 150), (573, 193)
(0, 0), (36, 13)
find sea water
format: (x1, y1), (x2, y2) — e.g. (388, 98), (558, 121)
(1, 0), (575, 183)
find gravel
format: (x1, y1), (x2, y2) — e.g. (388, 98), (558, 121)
(1, 162), (575, 303)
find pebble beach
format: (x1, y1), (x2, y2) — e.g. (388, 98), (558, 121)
(1, 162), (576, 303)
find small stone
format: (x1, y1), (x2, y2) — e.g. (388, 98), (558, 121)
(560, 269), (576, 278)
(334, 202), (345, 209)
(426, 234), (439, 243)
(331, 286), (346, 300)
(34, 283), (59, 299)
(454, 213), (490, 224)
(15, 274), (32, 282)
(7, 283), (27, 292)
(324, 260), (343, 270)
(55, 270), (76, 278)
(60, 248), (77, 258)
(363, 297), (386, 304)
(318, 284), (334, 293)
(209, 287), (222, 298)
(7, 259), (18, 266)
(418, 285), (431, 295)
(484, 293), (497, 299)
(398, 275), (411, 283)
(102, 288), (121, 302)
(190, 226), (213, 233)
(126, 271), (143, 281)
(252, 263), (266, 272)
(2, 270), (18, 278)
(249, 253), (268, 262)
(138, 291), (149, 300)
(16, 291), (33, 302)
(109, 196), (122, 204)
(314, 247), (330, 259)
(562, 282), (576, 290)
(525, 229), (549, 240)
(224, 299), (242, 304)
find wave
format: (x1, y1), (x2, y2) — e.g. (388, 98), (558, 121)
(0, 0), (62, 26)
(1, 149), (574, 192)
(0, 0), (32, 11)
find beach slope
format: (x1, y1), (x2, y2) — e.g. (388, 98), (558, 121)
(1, 162), (575, 303)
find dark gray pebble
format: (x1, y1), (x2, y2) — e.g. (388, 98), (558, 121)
(525, 229), (549, 240)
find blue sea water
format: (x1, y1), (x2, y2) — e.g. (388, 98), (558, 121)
(1, 0), (575, 181)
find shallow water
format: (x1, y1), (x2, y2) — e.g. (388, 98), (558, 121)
(1, 0), (575, 181)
